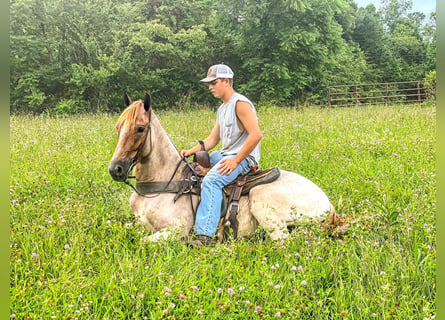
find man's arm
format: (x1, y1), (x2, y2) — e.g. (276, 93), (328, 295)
(218, 101), (262, 175)
(180, 121), (220, 157)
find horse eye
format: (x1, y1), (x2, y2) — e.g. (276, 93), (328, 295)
(137, 126), (145, 134)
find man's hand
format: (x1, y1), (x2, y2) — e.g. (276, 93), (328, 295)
(218, 158), (239, 175)
(180, 149), (193, 157)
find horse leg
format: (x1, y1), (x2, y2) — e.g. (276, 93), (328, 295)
(140, 216), (193, 243)
(141, 228), (179, 243)
(130, 193), (196, 243)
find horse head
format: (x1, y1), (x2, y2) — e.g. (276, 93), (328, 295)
(108, 91), (152, 182)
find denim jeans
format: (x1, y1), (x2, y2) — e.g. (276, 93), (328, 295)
(194, 150), (251, 237)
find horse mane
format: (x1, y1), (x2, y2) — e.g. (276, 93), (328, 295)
(115, 100), (143, 133)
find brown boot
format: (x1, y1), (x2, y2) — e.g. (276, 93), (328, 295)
(186, 235), (214, 248)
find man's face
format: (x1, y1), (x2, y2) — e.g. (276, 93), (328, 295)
(208, 78), (228, 99)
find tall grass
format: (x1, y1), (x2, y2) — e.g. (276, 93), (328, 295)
(10, 105), (435, 319)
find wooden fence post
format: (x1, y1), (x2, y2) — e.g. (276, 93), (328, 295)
(354, 85), (359, 106)
(327, 87), (331, 107)
(417, 81), (421, 104)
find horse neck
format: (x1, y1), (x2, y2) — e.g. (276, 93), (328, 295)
(134, 113), (183, 182)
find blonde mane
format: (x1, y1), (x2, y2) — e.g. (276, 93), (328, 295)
(115, 100), (144, 133)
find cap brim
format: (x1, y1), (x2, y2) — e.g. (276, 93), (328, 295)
(200, 76), (218, 83)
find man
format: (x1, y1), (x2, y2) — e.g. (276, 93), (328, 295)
(180, 64), (262, 246)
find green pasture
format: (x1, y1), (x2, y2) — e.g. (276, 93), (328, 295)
(10, 105), (435, 319)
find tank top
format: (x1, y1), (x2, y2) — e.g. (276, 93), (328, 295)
(217, 92), (261, 167)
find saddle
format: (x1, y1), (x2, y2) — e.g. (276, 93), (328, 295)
(190, 145), (280, 237)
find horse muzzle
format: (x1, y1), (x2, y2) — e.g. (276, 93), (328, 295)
(108, 157), (135, 182)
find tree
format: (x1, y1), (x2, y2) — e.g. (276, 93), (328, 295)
(378, 0), (429, 80)
(351, 4), (389, 82)
(9, 0), (435, 113)
(216, 0), (363, 104)
(422, 12), (436, 72)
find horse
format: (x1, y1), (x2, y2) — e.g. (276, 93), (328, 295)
(108, 92), (337, 243)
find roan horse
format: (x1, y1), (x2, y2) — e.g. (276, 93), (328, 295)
(109, 92), (337, 242)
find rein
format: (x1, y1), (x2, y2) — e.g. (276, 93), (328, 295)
(124, 154), (201, 212)
(124, 156), (188, 198)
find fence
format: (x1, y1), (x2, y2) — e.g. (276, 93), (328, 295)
(327, 81), (426, 107)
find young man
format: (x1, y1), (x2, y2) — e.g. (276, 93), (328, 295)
(180, 64), (262, 246)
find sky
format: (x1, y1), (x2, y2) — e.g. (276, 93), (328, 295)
(353, 0), (436, 17)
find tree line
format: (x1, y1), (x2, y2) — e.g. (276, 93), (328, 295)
(10, 0), (436, 114)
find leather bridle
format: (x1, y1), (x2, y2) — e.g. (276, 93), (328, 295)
(121, 111), (200, 212)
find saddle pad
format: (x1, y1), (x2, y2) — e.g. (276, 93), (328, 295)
(223, 167), (280, 196)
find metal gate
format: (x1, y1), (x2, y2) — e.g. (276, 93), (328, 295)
(327, 81), (426, 107)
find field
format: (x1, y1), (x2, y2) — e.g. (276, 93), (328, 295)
(10, 105), (436, 319)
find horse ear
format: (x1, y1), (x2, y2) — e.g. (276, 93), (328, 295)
(144, 92), (152, 112)
(124, 90), (132, 106)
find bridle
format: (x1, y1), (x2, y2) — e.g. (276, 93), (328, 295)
(123, 109), (156, 196)
(121, 110), (201, 212)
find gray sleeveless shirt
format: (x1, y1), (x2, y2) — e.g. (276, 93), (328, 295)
(217, 92), (261, 167)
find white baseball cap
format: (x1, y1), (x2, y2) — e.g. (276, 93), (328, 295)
(200, 64), (234, 82)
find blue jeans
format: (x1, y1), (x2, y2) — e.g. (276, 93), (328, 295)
(194, 151), (251, 237)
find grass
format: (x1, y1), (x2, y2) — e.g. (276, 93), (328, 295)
(10, 104), (435, 319)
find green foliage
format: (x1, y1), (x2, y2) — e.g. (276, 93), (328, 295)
(10, 105), (436, 318)
(423, 12), (436, 72)
(217, 0), (358, 103)
(352, 5), (389, 82)
(9, 0), (435, 114)
(52, 98), (88, 115)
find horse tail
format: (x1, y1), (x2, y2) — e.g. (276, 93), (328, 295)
(328, 203), (337, 226)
